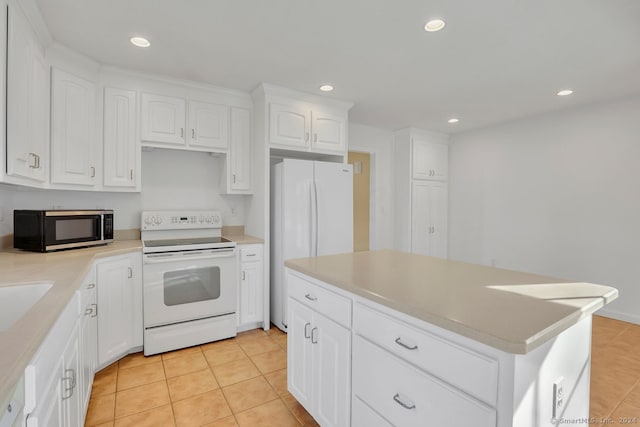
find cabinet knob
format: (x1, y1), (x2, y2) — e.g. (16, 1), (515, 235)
(90, 166), (96, 178)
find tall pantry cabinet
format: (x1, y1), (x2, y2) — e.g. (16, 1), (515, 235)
(394, 128), (449, 258)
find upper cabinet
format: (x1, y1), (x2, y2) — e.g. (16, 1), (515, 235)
(5, 0), (49, 183)
(50, 68), (97, 186)
(412, 137), (448, 181)
(268, 101), (347, 155)
(258, 84), (353, 159)
(103, 87), (138, 189)
(221, 107), (252, 194)
(141, 93), (230, 152)
(140, 93), (186, 146)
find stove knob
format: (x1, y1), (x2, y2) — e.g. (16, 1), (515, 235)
(212, 214), (221, 223)
(199, 215), (204, 223)
(144, 216), (152, 225)
(155, 217), (162, 225)
(205, 216), (212, 223)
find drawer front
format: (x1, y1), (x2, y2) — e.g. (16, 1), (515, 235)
(354, 303), (498, 406)
(352, 396), (392, 427)
(353, 336), (496, 427)
(240, 245), (263, 262)
(288, 272), (351, 328)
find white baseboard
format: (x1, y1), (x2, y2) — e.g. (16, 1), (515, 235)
(595, 308), (640, 325)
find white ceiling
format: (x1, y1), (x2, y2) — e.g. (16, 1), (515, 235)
(35, 0), (640, 133)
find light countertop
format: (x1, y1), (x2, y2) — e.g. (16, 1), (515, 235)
(0, 241), (142, 411)
(285, 250), (618, 354)
(224, 234), (264, 245)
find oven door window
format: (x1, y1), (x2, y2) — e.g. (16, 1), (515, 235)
(163, 266), (221, 306)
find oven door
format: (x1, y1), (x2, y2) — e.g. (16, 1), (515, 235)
(143, 248), (238, 328)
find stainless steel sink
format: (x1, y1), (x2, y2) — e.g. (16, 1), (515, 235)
(0, 282), (53, 332)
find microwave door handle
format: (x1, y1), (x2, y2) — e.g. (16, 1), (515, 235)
(100, 214), (104, 241)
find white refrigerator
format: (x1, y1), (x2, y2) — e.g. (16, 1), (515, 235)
(270, 159), (353, 331)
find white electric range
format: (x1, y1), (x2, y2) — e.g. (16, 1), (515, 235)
(141, 210), (238, 355)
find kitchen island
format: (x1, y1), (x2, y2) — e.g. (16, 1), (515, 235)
(284, 250), (618, 427)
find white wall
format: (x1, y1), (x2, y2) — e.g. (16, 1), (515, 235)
(449, 96), (640, 324)
(0, 148), (246, 236)
(349, 123), (395, 250)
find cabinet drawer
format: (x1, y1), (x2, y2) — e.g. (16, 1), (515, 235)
(240, 245), (263, 262)
(353, 336), (496, 427)
(288, 272), (351, 328)
(354, 303), (498, 406)
(352, 396), (392, 427)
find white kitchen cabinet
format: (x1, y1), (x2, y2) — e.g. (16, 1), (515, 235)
(269, 101), (347, 155)
(24, 292), (81, 427)
(50, 68), (97, 186)
(103, 87), (138, 189)
(238, 244), (263, 328)
(411, 181), (448, 258)
(141, 93), (231, 152)
(287, 274), (351, 427)
(5, 0), (49, 183)
(394, 128), (449, 256)
(79, 268), (97, 415)
(140, 93), (186, 146)
(96, 252), (142, 368)
(188, 101), (229, 150)
(412, 137), (448, 181)
(222, 107), (252, 193)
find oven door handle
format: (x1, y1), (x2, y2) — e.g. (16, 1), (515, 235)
(144, 250), (236, 264)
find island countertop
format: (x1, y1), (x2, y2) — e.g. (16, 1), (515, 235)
(284, 250), (618, 354)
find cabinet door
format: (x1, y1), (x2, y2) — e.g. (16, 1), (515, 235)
(62, 325), (81, 427)
(228, 107), (252, 192)
(269, 103), (311, 149)
(239, 262), (263, 325)
(313, 314), (351, 427)
(188, 101), (229, 150)
(412, 139), (448, 181)
(97, 256), (134, 366)
(51, 68), (96, 185)
(6, 2), (49, 182)
(140, 93), (186, 145)
(103, 88), (137, 188)
(311, 110), (347, 153)
(411, 181), (448, 258)
(26, 357), (64, 427)
(79, 270), (97, 416)
(287, 298), (314, 412)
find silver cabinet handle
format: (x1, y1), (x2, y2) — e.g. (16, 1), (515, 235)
(91, 303), (98, 318)
(313, 133), (318, 143)
(192, 129), (195, 138)
(130, 169), (134, 181)
(180, 128), (184, 138)
(305, 294), (317, 301)
(128, 267), (133, 278)
(232, 174), (236, 184)
(242, 271), (246, 280)
(35, 154), (40, 169)
(246, 253), (256, 257)
(393, 393), (416, 410)
(87, 283), (95, 289)
(305, 132), (309, 142)
(28, 153), (37, 168)
(304, 322), (311, 339)
(311, 327), (318, 344)
(90, 166), (96, 178)
(395, 337), (418, 351)
(62, 369), (76, 399)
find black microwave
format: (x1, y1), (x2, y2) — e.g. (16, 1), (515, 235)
(14, 210), (114, 252)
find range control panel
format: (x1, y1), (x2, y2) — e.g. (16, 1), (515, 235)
(141, 210), (222, 230)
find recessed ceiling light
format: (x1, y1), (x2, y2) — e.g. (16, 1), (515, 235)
(130, 36), (151, 48)
(448, 118), (459, 124)
(424, 19), (446, 32)
(557, 89), (573, 96)
(319, 85), (334, 92)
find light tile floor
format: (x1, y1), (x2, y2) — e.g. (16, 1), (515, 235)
(84, 327), (317, 427)
(86, 316), (640, 426)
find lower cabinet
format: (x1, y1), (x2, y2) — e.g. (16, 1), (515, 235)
(96, 252), (142, 368)
(287, 275), (351, 427)
(238, 244), (264, 329)
(79, 267), (97, 414)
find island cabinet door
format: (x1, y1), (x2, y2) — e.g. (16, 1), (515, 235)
(287, 298), (314, 411)
(313, 313), (351, 427)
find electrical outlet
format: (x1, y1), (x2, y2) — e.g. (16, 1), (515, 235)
(552, 376), (565, 419)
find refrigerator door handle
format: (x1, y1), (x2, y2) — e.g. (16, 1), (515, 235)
(313, 180), (319, 256)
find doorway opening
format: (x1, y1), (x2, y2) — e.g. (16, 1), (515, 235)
(348, 151), (370, 252)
